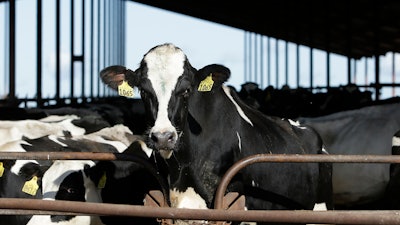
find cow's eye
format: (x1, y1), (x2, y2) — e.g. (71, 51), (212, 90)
(176, 88), (190, 98)
(182, 89), (190, 97)
(140, 89), (148, 98)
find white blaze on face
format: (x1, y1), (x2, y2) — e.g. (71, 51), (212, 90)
(144, 44), (185, 139)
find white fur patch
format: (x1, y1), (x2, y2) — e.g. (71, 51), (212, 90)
(170, 187), (208, 225)
(393, 135), (400, 147)
(237, 131), (242, 152)
(138, 140), (154, 158)
(288, 119), (307, 129)
(222, 86), (253, 126)
(0, 116), (85, 146)
(307, 203), (332, 225)
(170, 187), (208, 209)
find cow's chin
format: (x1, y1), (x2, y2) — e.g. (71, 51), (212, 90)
(159, 149), (173, 159)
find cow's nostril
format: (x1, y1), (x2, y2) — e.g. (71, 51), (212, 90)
(151, 133), (158, 142)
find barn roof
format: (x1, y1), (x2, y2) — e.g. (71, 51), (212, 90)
(130, 0), (400, 59)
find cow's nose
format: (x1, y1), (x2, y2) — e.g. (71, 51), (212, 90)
(151, 131), (176, 148)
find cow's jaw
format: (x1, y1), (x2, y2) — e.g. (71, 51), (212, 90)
(144, 44), (186, 159)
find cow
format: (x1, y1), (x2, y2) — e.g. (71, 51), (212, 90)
(100, 43), (333, 225)
(0, 115), (167, 225)
(383, 129), (400, 209)
(86, 140), (169, 225)
(299, 102), (400, 209)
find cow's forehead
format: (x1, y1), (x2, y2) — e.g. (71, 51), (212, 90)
(143, 44), (186, 96)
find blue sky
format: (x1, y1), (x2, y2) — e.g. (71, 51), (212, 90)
(1, 1), (399, 101)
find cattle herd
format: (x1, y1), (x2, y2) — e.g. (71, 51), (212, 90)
(1, 43), (400, 225)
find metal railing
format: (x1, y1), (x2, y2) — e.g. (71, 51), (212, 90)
(1, 152), (400, 224)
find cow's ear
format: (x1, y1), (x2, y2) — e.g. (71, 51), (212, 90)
(196, 64), (231, 89)
(100, 65), (139, 90)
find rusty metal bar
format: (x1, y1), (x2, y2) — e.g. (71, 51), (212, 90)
(1, 198), (400, 224)
(1, 152), (400, 164)
(2, 152), (400, 224)
(213, 153), (400, 209)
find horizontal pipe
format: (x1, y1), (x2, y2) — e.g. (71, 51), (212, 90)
(1, 152), (400, 164)
(0, 198), (400, 224)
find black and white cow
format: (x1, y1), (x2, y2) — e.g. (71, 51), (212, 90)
(100, 43), (333, 224)
(299, 102), (400, 209)
(0, 115), (166, 225)
(384, 129), (400, 209)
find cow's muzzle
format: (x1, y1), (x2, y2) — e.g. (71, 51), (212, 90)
(150, 131), (176, 159)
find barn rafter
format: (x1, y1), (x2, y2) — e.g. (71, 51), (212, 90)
(130, 0), (400, 59)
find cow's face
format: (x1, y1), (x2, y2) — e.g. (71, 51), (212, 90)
(100, 43), (196, 159)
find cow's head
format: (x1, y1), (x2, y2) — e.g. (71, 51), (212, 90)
(100, 43), (196, 159)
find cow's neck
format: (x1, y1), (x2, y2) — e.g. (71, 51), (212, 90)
(165, 86), (245, 208)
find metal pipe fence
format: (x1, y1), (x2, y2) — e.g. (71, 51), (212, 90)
(0, 152), (399, 224)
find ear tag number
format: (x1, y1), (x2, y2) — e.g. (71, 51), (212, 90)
(198, 74), (214, 92)
(22, 176), (39, 196)
(0, 162), (4, 177)
(98, 172), (107, 189)
(118, 81), (135, 98)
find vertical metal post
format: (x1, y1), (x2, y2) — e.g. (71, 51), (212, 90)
(260, 36), (264, 88)
(373, 1), (380, 100)
(36, 0), (43, 107)
(267, 37), (271, 86)
(244, 32), (248, 81)
(365, 57), (368, 88)
(81, 0), (85, 101)
(275, 39), (279, 87)
(55, 0), (61, 102)
(97, 0), (101, 97)
(102, 0), (108, 95)
(353, 59), (357, 83)
(375, 55), (380, 100)
(90, 0), (94, 98)
(347, 57), (351, 84)
(310, 48), (313, 89)
(325, 0), (330, 90)
(249, 33), (252, 81)
(70, 0), (75, 99)
(9, 0), (16, 101)
(254, 34), (258, 83)
(296, 44), (300, 87)
(285, 41), (288, 85)
(392, 53), (395, 97)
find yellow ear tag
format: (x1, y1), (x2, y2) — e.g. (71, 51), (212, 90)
(198, 74), (214, 92)
(22, 176), (39, 196)
(0, 162), (4, 177)
(98, 172), (107, 189)
(118, 80), (135, 98)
